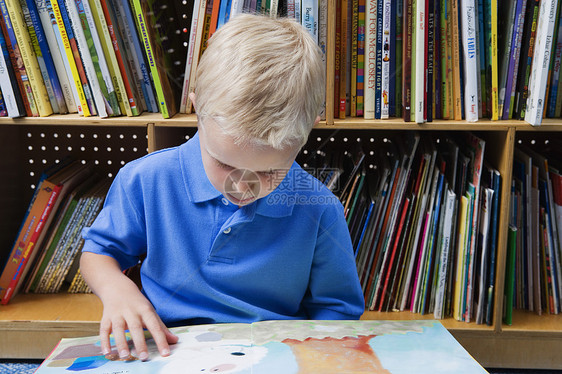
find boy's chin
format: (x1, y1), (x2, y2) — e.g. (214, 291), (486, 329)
(224, 193), (258, 206)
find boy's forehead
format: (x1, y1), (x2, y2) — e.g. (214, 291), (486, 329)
(199, 119), (299, 171)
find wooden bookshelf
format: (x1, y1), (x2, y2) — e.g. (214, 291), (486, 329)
(1, 114), (561, 368)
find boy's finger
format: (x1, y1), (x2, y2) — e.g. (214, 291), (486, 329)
(143, 314), (173, 357)
(99, 320), (112, 355)
(164, 327), (179, 345)
(128, 325), (149, 361)
(111, 321), (130, 359)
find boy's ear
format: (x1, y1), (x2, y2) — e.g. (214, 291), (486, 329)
(314, 116), (321, 126)
(189, 93), (196, 109)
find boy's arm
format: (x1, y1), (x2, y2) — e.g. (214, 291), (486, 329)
(80, 252), (178, 360)
(304, 205), (366, 319)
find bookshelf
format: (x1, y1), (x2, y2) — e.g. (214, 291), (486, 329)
(0, 116), (561, 369)
(0, 0), (561, 371)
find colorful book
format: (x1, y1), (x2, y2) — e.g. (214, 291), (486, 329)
(66, 0), (109, 117)
(78, 0), (121, 115)
(525, 0), (559, 126)
(503, 225), (517, 325)
(33, 0), (77, 113)
(24, 0), (67, 113)
(364, 0), (376, 119)
(0, 0), (38, 116)
(460, 0), (479, 121)
(91, 0), (134, 116)
(50, 0), (92, 116)
(5, 0), (53, 116)
(0, 27), (24, 116)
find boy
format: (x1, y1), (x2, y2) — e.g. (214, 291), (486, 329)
(80, 14), (364, 362)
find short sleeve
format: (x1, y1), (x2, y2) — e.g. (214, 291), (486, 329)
(81, 167), (147, 271)
(302, 203), (365, 319)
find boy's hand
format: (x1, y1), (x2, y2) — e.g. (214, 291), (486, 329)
(80, 252), (178, 361)
(99, 282), (178, 361)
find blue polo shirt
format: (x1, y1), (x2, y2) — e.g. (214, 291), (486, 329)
(82, 133), (364, 325)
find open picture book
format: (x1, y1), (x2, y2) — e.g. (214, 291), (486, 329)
(34, 319), (488, 373)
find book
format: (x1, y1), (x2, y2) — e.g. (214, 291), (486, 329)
(460, 0), (478, 121)
(503, 225), (518, 325)
(525, 0), (559, 126)
(5, 0), (53, 116)
(414, 0), (425, 123)
(65, 0), (108, 117)
(91, 0), (134, 116)
(76, 0), (121, 115)
(50, 0), (92, 116)
(34, 320), (488, 373)
(0, 27), (24, 117)
(25, 0), (68, 114)
(0, 160), (93, 303)
(363, 0), (376, 119)
(0, 0), (38, 116)
(33, 0), (77, 113)
(130, 0), (188, 118)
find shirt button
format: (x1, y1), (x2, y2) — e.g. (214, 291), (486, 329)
(221, 197), (229, 205)
(223, 227), (232, 234)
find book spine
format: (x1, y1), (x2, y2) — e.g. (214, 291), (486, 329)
(356, 0), (365, 116)
(364, 0), (376, 119)
(549, 11), (562, 117)
(50, 0), (91, 115)
(180, 0), (201, 113)
(93, 0), (134, 116)
(1, 185), (60, 304)
(350, 0), (358, 117)
(0, 180), (56, 301)
(34, 0), (76, 113)
(403, 0), (412, 121)
(426, 0), (434, 122)
(380, 0), (390, 118)
(27, 0), (69, 114)
(129, 0), (169, 117)
(338, 0), (347, 118)
(374, 0), (383, 118)
(0, 30), (23, 116)
(525, 0), (558, 126)
(112, 0), (151, 114)
(414, 0), (425, 123)
(0, 0), (38, 116)
(503, 0), (527, 120)
(79, 0), (120, 115)
(67, 0), (108, 117)
(450, 0), (462, 120)
(394, 1), (402, 118)
(5, 0), (53, 116)
(18, 0), (60, 113)
(460, 0), (478, 121)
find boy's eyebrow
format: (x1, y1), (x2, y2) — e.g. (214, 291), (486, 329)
(211, 154), (277, 174)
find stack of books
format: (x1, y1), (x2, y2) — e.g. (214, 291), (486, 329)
(338, 0), (562, 126)
(0, 159), (108, 304)
(302, 131), (502, 324)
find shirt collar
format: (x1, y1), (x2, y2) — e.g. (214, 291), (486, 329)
(180, 132), (296, 217)
(254, 162), (298, 217)
(179, 132), (222, 203)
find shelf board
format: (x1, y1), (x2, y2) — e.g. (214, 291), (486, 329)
(0, 293), (102, 359)
(360, 310), (495, 333)
(501, 309), (562, 336)
(3, 113), (562, 131)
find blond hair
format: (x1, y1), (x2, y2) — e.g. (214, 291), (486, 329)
(193, 13), (325, 150)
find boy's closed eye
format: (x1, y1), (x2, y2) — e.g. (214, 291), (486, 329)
(214, 158), (276, 177)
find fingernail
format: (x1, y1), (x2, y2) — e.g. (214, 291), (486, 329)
(161, 348), (170, 356)
(119, 350), (129, 359)
(139, 351), (149, 361)
(102, 348), (110, 355)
